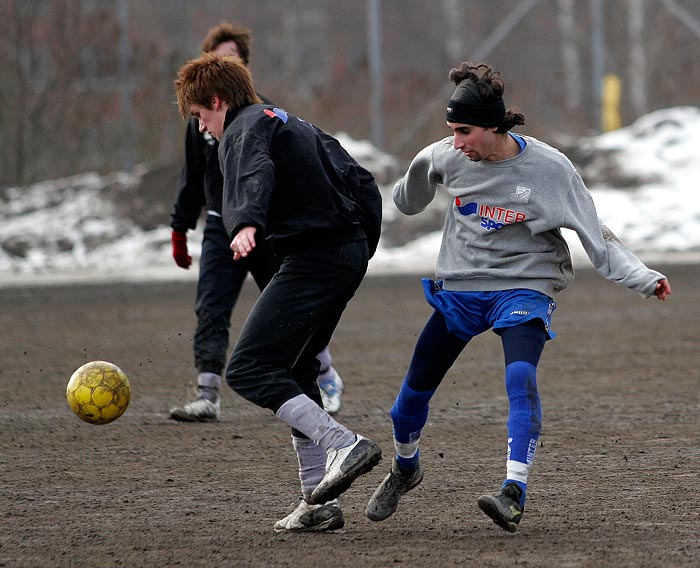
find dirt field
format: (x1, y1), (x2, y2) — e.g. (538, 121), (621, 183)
(1, 264), (699, 568)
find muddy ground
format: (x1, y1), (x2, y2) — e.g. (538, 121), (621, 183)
(1, 264), (698, 568)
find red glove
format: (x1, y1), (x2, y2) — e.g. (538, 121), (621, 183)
(171, 230), (192, 269)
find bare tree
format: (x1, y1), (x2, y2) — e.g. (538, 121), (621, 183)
(1, 0), (699, 188)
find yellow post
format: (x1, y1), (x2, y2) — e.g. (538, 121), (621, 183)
(602, 73), (622, 132)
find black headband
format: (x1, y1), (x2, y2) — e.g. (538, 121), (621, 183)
(445, 99), (506, 127)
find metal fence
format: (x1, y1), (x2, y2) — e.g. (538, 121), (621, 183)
(1, 0), (699, 187)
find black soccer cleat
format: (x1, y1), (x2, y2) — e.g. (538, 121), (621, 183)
(477, 482), (524, 533)
(366, 457), (423, 522)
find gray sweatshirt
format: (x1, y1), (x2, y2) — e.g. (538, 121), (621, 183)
(393, 135), (665, 298)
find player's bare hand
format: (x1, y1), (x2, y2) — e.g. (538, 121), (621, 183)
(654, 278), (671, 301)
(230, 226), (257, 261)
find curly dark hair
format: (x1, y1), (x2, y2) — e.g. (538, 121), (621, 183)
(448, 62), (525, 132)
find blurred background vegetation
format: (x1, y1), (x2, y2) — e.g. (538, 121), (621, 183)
(2, 0), (699, 187)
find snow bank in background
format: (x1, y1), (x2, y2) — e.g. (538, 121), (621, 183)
(1, 110), (699, 286)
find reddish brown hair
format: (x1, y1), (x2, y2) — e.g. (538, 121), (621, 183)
(175, 53), (262, 119)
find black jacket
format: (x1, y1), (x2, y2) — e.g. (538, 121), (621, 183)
(170, 94), (275, 233)
(219, 104), (382, 257)
(170, 118), (222, 232)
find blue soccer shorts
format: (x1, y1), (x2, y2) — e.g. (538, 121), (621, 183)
(421, 278), (557, 341)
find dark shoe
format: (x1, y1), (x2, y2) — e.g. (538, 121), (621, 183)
(366, 457), (423, 521)
(477, 482), (524, 533)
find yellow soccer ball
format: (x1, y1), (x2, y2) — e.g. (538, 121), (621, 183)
(66, 361), (131, 425)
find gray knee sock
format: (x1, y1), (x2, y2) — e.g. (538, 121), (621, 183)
(292, 435), (327, 502)
(197, 372), (221, 403)
(316, 346), (332, 373)
(276, 394), (355, 452)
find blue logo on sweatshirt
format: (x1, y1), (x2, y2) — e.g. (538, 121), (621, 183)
(455, 197), (526, 231)
(455, 199), (478, 216)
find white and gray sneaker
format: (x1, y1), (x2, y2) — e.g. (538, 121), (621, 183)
(273, 499), (344, 532)
(317, 367), (344, 414)
(308, 435), (382, 505)
(169, 397), (220, 422)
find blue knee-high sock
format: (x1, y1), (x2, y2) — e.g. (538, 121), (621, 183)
(504, 361), (541, 506)
(390, 378), (435, 470)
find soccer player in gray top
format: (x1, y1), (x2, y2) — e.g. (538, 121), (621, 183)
(366, 62), (671, 532)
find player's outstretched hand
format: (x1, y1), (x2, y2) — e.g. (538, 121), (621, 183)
(231, 226), (257, 261)
(654, 278), (672, 301)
